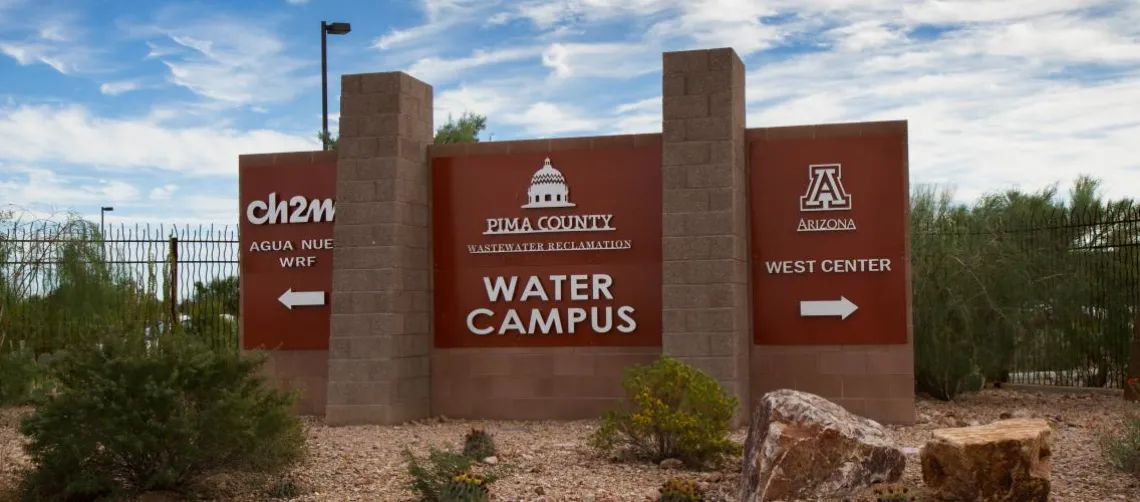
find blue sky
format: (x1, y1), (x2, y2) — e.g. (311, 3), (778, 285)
(1, 0), (1138, 228)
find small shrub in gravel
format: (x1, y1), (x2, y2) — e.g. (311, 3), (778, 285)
(440, 472), (490, 502)
(1099, 378), (1140, 477)
(462, 427), (496, 460)
(404, 446), (502, 502)
(589, 355), (738, 469)
(14, 332), (306, 501)
(657, 476), (705, 501)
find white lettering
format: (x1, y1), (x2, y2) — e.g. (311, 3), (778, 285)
(482, 214), (617, 235)
(764, 260), (816, 274)
(821, 258), (893, 273)
(528, 308), (562, 334)
(300, 238), (334, 250)
(483, 276), (518, 302)
(567, 308), (587, 333)
(500, 309), (525, 334)
(245, 192), (336, 225)
(617, 306), (636, 333)
(796, 218), (857, 233)
(466, 309), (494, 335)
(519, 276), (549, 302)
(764, 258), (893, 274)
(570, 274), (589, 301)
(249, 240), (295, 252)
(590, 306), (612, 332)
(592, 274), (614, 300)
(466, 239), (632, 254)
(549, 275), (567, 301)
(466, 306), (639, 336)
(279, 256), (316, 267)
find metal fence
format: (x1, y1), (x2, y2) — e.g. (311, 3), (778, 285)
(911, 208), (1140, 390)
(0, 218), (240, 355)
(3, 208), (1138, 390)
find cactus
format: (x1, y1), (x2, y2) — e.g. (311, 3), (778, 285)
(873, 484), (914, 501)
(657, 476), (704, 502)
(441, 472), (489, 501)
(462, 427), (497, 460)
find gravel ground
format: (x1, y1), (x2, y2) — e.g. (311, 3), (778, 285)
(3, 388), (1139, 501)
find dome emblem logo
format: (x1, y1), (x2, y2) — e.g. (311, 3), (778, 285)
(522, 157), (576, 209)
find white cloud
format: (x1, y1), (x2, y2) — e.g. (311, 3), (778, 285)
(0, 166), (139, 209)
(0, 11), (97, 74)
(373, 0), (488, 50)
(149, 184), (179, 200)
(541, 43), (658, 79)
(0, 104), (317, 177)
(99, 80), (139, 96)
(150, 17), (316, 106)
(501, 102), (602, 136)
(406, 47), (539, 84)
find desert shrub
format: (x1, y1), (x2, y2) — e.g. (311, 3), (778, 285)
(589, 355), (738, 468)
(267, 475), (302, 499)
(404, 447), (474, 502)
(0, 342), (38, 405)
(440, 472), (489, 501)
(462, 427), (496, 460)
(1099, 378), (1140, 477)
(657, 476), (704, 502)
(15, 331), (306, 501)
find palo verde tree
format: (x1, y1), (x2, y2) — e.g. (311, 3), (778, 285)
(318, 111), (488, 149)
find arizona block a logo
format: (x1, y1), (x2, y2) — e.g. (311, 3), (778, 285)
(796, 163), (856, 233)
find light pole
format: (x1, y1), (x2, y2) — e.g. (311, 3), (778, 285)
(321, 21), (352, 151)
(100, 206), (114, 237)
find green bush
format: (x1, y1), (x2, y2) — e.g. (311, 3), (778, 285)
(440, 472), (489, 501)
(0, 341), (38, 405)
(403, 446), (501, 502)
(14, 331), (306, 501)
(588, 355), (738, 468)
(1100, 379), (1140, 477)
(461, 427), (496, 460)
(657, 476), (705, 502)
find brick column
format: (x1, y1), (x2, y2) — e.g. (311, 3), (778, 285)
(326, 72), (434, 425)
(660, 48), (751, 424)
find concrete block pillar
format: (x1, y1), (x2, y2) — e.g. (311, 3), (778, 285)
(326, 72), (434, 425)
(660, 48), (751, 423)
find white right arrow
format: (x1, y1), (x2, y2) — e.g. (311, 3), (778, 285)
(799, 296), (858, 320)
(278, 288), (326, 310)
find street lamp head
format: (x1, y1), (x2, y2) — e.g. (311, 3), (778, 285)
(324, 22), (351, 35)
(101, 206), (114, 212)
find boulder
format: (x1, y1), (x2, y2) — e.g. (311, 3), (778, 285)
(920, 418), (1052, 502)
(739, 389), (906, 502)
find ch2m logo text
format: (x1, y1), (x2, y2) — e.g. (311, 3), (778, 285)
(246, 192), (336, 225)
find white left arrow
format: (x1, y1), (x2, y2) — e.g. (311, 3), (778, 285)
(278, 288), (325, 310)
(799, 296), (858, 320)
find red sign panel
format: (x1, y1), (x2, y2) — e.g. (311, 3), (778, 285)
(750, 130), (909, 345)
(238, 154), (336, 350)
(432, 148), (662, 349)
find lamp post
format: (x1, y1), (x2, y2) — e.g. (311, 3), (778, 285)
(100, 206), (114, 237)
(321, 21), (352, 151)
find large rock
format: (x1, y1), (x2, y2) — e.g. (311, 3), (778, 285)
(920, 418), (1052, 502)
(739, 389), (905, 502)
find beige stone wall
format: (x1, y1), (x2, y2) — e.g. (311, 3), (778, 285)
(326, 72), (435, 425)
(659, 48), (753, 426)
(431, 347), (660, 419)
